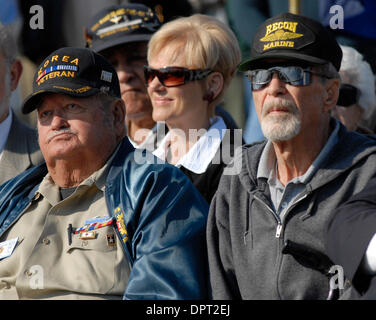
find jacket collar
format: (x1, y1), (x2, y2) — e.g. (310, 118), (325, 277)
(240, 118), (376, 193)
(106, 136), (136, 183)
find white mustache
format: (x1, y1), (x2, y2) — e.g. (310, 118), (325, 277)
(262, 99), (299, 117)
(46, 129), (76, 143)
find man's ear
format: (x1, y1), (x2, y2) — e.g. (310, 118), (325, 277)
(323, 78), (340, 113)
(9, 60), (22, 91)
(111, 98), (126, 137)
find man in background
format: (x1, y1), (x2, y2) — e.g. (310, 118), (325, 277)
(0, 22), (43, 184)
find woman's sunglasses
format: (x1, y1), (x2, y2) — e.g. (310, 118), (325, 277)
(247, 66), (331, 90)
(144, 66), (213, 87)
(337, 84), (360, 107)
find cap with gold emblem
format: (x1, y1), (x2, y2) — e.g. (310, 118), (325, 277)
(85, 3), (163, 53)
(22, 47), (121, 114)
(238, 12), (342, 71)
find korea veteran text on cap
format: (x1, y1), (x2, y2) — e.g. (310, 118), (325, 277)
(238, 12), (342, 71)
(22, 47), (121, 114)
(85, 3), (162, 53)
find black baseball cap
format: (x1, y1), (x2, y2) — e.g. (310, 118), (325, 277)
(238, 12), (342, 71)
(85, 3), (162, 53)
(22, 47), (120, 114)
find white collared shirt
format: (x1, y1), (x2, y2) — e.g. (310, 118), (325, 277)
(153, 116), (227, 174)
(0, 108), (13, 160)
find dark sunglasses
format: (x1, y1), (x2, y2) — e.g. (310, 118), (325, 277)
(247, 66), (331, 90)
(144, 66), (213, 87)
(337, 84), (360, 107)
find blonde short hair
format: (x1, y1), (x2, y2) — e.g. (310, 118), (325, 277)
(147, 14), (241, 103)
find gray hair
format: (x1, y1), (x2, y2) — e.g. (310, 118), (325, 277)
(0, 22), (18, 65)
(339, 45), (376, 118)
(315, 62), (340, 81)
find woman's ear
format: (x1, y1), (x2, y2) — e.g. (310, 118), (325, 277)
(203, 72), (224, 103)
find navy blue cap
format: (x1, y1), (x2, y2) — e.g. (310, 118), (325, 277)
(85, 3), (162, 53)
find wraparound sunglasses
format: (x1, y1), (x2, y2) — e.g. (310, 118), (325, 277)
(144, 66), (213, 87)
(247, 66), (331, 90)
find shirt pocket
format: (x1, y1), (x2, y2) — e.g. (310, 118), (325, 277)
(64, 226), (118, 294)
(67, 227), (117, 253)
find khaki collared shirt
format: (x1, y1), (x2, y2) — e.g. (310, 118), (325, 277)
(0, 152), (131, 299)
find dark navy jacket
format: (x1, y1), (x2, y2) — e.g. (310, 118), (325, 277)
(0, 137), (209, 299)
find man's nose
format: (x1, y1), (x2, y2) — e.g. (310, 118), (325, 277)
(50, 110), (69, 130)
(266, 72), (287, 96)
(116, 63), (136, 83)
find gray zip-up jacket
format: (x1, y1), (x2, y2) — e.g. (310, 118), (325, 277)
(207, 122), (376, 299)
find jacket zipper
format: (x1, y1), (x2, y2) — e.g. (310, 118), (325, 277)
(253, 190), (311, 299)
(275, 223), (282, 238)
(253, 191), (310, 238)
(253, 194), (282, 238)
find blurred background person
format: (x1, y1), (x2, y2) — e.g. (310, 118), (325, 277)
(332, 45), (376, 134)
(146, 14), (242, 203)
(0, 22), (43, 184)
(85, 3), (163, 149)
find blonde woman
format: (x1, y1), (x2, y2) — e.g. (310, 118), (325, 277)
(145, 14), (242, 203)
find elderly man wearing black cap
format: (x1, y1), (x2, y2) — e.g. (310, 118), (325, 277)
(0, 47), (209, 299)
(207, 13), (376, 300)
(85, 4), (162, 149)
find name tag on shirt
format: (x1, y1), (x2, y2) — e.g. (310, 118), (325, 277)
(0, 237), (18, 260)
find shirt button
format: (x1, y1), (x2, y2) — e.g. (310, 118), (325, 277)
(281, 202), (288, 209)
(24, 270), (33, 277)
(42, 238), (50, 245)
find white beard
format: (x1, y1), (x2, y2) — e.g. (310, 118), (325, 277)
(260, 99), (301, 142)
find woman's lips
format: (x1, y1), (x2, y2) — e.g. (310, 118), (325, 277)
(152, 97), (172, 106)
